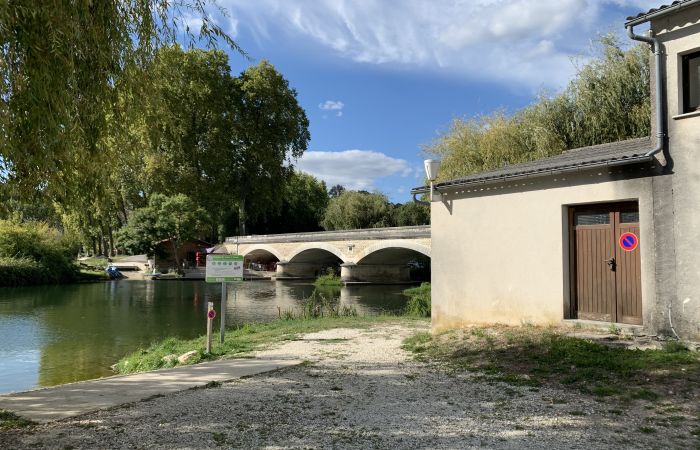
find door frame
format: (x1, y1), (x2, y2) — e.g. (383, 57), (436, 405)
(567, 201), (642, 324)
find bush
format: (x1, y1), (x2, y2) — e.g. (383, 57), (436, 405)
(314, 274), (342, 287)
(0, 256), (51, 286)
(404, 282), (431, 317)
(0, 220), (79, 286)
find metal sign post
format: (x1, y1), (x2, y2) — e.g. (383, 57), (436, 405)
(220, 281), (227, 344)
(205, 254), (244, 345)
(206, 302), (215, 354)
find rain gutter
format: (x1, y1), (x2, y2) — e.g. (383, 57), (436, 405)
(410, 155), (653, 195)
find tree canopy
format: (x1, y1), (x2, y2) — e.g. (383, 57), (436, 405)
(116, 193), (208, 267)
(426, 36), (651, 181)
(0, 1), (241, 198)
(321, 191), (393, 231)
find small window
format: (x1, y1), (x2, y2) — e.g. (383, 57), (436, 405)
(620, 211), (640, 223)
(682, 51), (700, 113)
(575, 211), (610, 225)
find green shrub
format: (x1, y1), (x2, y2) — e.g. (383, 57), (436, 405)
(314, 274), (342, 287)
(0, 220), (79, 286)
(0, 256), (51, 286)
(404, 282), (431, 317)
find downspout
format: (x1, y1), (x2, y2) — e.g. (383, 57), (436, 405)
(412, 192), (430, 206)
(626, 25), (665, 157)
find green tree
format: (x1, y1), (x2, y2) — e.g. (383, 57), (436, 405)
(328, 184), (346, 198)
(321, 191), (392, 231)
(116, 194), (208, 268)
(0, 1), (241, 200)
(233, 60), (310, 235)
(138, 45), (237, 239)
(426, 36), (651, 181)
(246, 170), (328, 234)
(390, 202), (430, 227)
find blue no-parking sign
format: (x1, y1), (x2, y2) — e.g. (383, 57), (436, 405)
(619, 232), (639, 251)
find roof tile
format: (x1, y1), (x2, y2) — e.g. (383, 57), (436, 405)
(412, 136), (653, 193)
(626, 1), (692, 22)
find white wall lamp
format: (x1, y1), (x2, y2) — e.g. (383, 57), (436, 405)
(412, 159), (441, 205)
(424, 159), (441, 202)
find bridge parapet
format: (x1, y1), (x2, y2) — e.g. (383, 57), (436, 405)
(223, 226), (431, 282)
(225, 225), (430, 245)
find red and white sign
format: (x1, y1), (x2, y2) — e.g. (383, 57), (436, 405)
(619, 232), (639, 251)
(207, 309), (216, 320)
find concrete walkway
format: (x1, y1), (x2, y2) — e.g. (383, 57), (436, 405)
(0, 358), (301, 423)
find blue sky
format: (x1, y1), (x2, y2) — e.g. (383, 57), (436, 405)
(201, 1), (657, 202)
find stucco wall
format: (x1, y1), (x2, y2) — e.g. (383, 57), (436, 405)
(649, 7), (700, 340)
(430, 168), (656, 332)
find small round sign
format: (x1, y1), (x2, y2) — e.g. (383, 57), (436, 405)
(207, 309), (216, 320)
(619, 232), (639, 251)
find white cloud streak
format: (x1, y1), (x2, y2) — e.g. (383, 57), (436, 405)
(220, 0), (642, 90)
(319, 100), (344, 111)
(295, 150), (412, 190)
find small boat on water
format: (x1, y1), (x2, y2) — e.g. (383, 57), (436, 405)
(143, 271), (162, 280)
(105, 265), (124, 280)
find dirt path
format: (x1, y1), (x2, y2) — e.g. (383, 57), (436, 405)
(1, 322), (696, 449)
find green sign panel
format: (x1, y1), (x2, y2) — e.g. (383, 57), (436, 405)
(205, 254), (244, 283)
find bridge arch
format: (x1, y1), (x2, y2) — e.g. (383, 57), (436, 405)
(355, 240), (431, 265)
(287, 243), (349, 264)
(240, 245), (284, 262)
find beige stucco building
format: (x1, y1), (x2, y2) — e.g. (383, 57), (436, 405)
(413, 1), (700, 340)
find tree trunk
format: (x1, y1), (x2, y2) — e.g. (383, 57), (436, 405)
(119, 194), (129, 226)
(108, 224), (114, 257)
(171, 239), (181, 273)
(238, 197), (246, 236)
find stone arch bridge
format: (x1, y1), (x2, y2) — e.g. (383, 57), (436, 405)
(223, 226), (430, 283)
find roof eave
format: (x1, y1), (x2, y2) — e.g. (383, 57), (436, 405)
(409, 155), (653, 195)
(625, 0), (700, 26)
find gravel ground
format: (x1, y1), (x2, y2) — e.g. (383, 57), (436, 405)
(1, 322), (697, 449)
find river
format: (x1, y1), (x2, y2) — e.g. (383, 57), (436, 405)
(0, 280), (412, 395)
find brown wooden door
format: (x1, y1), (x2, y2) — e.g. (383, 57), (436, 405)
(571, 203), (642, 324)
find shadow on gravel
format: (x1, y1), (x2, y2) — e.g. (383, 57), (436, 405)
(2, 359), (697, 449)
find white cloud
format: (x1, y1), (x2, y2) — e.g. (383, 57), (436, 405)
(295, 150), (411, 190)
(319, 100), (344, 110)
(220, 0), (642, 90)
(319, 100), (344, 118)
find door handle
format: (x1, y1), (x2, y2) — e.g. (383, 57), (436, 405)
(604, 257), (616, 271)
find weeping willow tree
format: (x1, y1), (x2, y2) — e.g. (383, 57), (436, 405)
(0, 1), (243, 201)
(426, 35), (651, 181)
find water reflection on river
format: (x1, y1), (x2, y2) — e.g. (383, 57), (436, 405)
(0, 280), (411, 394)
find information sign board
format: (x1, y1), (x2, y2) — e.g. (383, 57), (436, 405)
(205, 254), (244, 282)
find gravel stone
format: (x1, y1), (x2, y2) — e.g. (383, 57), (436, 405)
(1, 322), (696, 449)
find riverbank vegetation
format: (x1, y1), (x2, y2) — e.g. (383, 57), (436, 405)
(114, 315), (427, 375)
(313, 274), (343, 288)
(403, 282), (431, 317)
(0, 220), (79, 286)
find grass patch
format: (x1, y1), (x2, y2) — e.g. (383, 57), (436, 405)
(401, 331), (432, 354)
(278, 290), (357, 320)
(115, 315), (427, 375)
(78, 269), (111, 281)
(402, 325), (700, 402)
(0, 410), (35, 429)
(313, 274), (342, 288)
(403, 282), (430, 317)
